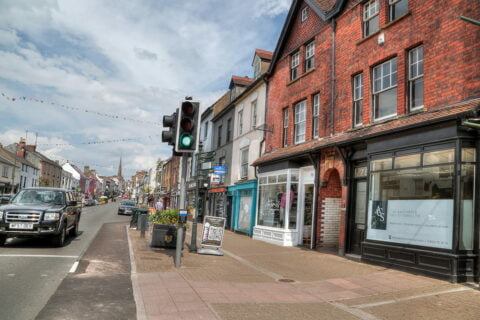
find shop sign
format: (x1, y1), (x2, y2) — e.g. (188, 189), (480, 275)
(213, 165), (227, 175)
(208, 187), (227, 193)
(200, 216), (226, 248)
(210, 174), (221, 185)
(367, 199), (454, 249)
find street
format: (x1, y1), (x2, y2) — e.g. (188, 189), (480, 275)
(0, 202), (130, 320)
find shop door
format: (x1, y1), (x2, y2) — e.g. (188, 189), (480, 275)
(348, 179), (367, 255)
(301, 184), (314, 247)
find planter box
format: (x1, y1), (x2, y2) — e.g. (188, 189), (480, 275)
(150, 224), (184, 248)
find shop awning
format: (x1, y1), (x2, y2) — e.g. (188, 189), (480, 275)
(253, 98), (480, 166)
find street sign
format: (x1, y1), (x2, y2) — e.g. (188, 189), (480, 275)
(200, 216), (226, 248)
(197, 151), (215, 161)
(213, 165), (227, 175)
(210, 174), (221, 185)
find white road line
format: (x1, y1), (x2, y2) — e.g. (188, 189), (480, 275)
(351, 287), (471, 309)
(0, 254), (78, 258)
(69, 261), (79, 273)
(330, 302), (381, 320)
(221, 248), (285, 281)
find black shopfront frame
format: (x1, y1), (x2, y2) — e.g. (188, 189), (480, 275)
(347, 121), (479, 282)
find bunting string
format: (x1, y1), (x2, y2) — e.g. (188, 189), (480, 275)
(36, 134), (161, 147)
(1, 91), (163, 127)
(48, 155), (115, 170)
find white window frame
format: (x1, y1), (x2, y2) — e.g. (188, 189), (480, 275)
(291, 52), (300, 80)
(363, 0), (380, 37)
(301, 7), (308, 22)
(240, 148), (249, 179)
(408, 45), (424, 111)
(294, 100), (307, 144)
(372, 58), (398, 121)
(312, 94), (320, 138)
(305, 42), (315, 72)
(238, 110), (243, 136)
(253, 56), (261, 80)
(282, 108), (289, 147)
(353, 73), (364, 127)
(2, 166), (8, 178)
(251, 100), (257, 128)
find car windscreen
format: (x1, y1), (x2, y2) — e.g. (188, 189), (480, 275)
(120, 201), (136, 207)
(12, 190), (65, 205)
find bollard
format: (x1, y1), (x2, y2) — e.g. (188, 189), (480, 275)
(139, 214), (148, 238)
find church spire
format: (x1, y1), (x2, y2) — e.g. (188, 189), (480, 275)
(117, 156), (122, 178)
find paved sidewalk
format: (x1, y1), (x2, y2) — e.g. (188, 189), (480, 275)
(128, 225), (480, 320)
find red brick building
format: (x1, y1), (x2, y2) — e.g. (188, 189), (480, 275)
(254, 0), (480, 282)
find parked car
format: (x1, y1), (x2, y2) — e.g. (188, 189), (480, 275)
(118, 200), (136, 215)
(0, 188), (81, 247)
(82, 198), (95, 206)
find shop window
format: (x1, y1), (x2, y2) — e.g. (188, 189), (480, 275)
(259, 177), (267, 184)
(289, 183), (298, 229)
(389, 0), (408, 21)
(294, 100), (306, 144)
(278, 174), (287, 183)
(423, 149), (455, 165)
(268, 176), (277, 184)
(373, 58), (398, 120)
(258, 183), (287, 228)
(363, 0), (379, 38)
(291, 173), (299, 182)
(370, 158), (392, 171)
(282, 108), (289, 147)
(312, 94), (320, 138)
(305, 42), (315, 72)
(394, 154), (420, 169)
(291, 52), (300, 80)
(408, 45), (424, 111)
(460, 164), (475, 250)
(462, 148), (476, 162)
(238, 190), (253, 232)
(353, 73), (364, 127)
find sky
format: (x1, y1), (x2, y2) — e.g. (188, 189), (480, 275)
(0, 0), (290, 178)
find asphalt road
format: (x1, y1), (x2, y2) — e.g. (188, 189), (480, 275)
(0, 202), (130, 320)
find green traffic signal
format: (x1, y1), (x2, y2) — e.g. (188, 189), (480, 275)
(180, 134), (193, 148)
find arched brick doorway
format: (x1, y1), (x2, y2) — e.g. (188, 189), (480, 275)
(317, 169), (342, 249)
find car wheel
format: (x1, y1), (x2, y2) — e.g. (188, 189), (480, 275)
(0, 235), (6, 246)
(70, 219), (79, 237)
(52, 224), (67, 247)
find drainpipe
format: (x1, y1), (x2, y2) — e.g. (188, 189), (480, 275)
(330, 18), (336, 136)
(308, 152), (319, 250)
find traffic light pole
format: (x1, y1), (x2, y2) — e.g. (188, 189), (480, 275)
(175, 154), (189, 268)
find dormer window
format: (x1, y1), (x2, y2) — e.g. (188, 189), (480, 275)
(301, 7), (308, 22)
(230, 87), (236, 101)
(290, 52), (300, 81)
(253, 56), (261, 80)
(363, 0), (379, 37)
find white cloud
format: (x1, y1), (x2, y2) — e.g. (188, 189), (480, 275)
(0, 0), (289, 178)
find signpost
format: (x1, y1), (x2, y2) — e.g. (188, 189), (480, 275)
(197, 216), (226, 256)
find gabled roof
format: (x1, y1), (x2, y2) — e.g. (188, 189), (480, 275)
(70, 163), (88, 179)
(255, 49), (273, 61)
(230, 75), (254, 88)
(0, 154), (16, 167)
(0, 148), (38, 169)
(253, 98), (480, 166)
(267, 0), (347, 75)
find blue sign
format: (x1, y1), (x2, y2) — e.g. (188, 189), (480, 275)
(213, 165), (227, 175)
(179, 209), (188, 216)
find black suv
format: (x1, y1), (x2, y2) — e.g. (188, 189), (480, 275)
(0, 188), (81, 247)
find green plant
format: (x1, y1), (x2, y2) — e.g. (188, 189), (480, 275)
(149, 208), (180, 225)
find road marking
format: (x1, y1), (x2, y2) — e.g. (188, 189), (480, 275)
(69, 261), (79, 273)
(0, 254), (78, 258)
(351, 287), (471, 309)
(126, 225), (147, 320)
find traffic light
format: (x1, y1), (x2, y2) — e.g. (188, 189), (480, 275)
(175, 99), (200, 153)
(161, 109), (178, 146)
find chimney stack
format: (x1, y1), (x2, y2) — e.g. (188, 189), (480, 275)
(18, 138), (26, 158)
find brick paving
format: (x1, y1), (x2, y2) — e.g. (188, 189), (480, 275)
(128, 225), (480, 320)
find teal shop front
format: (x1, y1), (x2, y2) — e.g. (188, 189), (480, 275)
(229, 181), (257, 235)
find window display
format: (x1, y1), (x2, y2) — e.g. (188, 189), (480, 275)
(367, 149), (460, 249)
(258, 183), (286, 228)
